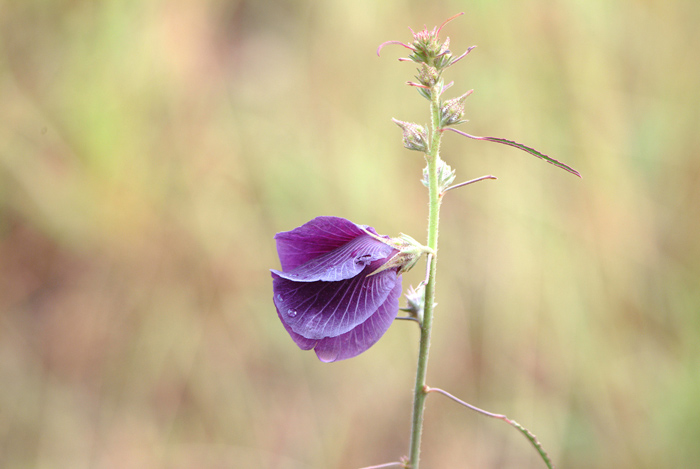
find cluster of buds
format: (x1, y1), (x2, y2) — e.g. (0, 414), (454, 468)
(377, 12), (476, 101)
(379, 12), (582, 177)
(378, 13), (476, 154)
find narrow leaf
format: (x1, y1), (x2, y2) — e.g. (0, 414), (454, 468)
(445, 128), (581, 177)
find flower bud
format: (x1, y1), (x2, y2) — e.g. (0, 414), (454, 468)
(417, 64), (439, 87)
(439, 90), (473, 127)
(392, 119), (429, 153)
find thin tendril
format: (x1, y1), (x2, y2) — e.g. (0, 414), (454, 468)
(377, 41), (417, 57)
(436, 12), (465, 36)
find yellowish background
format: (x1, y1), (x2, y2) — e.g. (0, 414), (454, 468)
(1, 1), (699, 468)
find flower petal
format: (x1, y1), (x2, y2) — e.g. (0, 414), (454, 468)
(314, 276), (402, 362)
(272, 268), (399, 339)
(275, 216), (375, 271)
(274, 302), (318, 351)
(271, 234), (396, 282)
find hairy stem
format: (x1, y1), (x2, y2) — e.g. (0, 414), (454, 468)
(407, 83), (444, 469)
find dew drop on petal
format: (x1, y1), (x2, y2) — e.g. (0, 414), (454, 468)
(287, 309), (297, 318)
(276, 294), (283, 301)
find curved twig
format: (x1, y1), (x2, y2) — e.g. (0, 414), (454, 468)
(425, 386), (556, 469)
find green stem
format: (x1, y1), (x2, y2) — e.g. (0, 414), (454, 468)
(407, 84), (443, 469)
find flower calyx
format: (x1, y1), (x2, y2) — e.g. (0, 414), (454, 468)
(369, 233), (433, 277)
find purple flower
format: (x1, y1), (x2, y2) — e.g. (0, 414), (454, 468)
(271, 216), (405, 362)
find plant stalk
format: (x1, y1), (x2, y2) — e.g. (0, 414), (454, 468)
(407, 84), (444, 469)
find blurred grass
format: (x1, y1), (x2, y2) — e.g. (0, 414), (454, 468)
(1, 0), (699, 468)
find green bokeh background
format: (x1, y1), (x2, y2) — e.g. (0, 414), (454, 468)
(2, 1), (699, 468)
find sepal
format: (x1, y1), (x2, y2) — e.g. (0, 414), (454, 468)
(422, 157), (456, 192)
